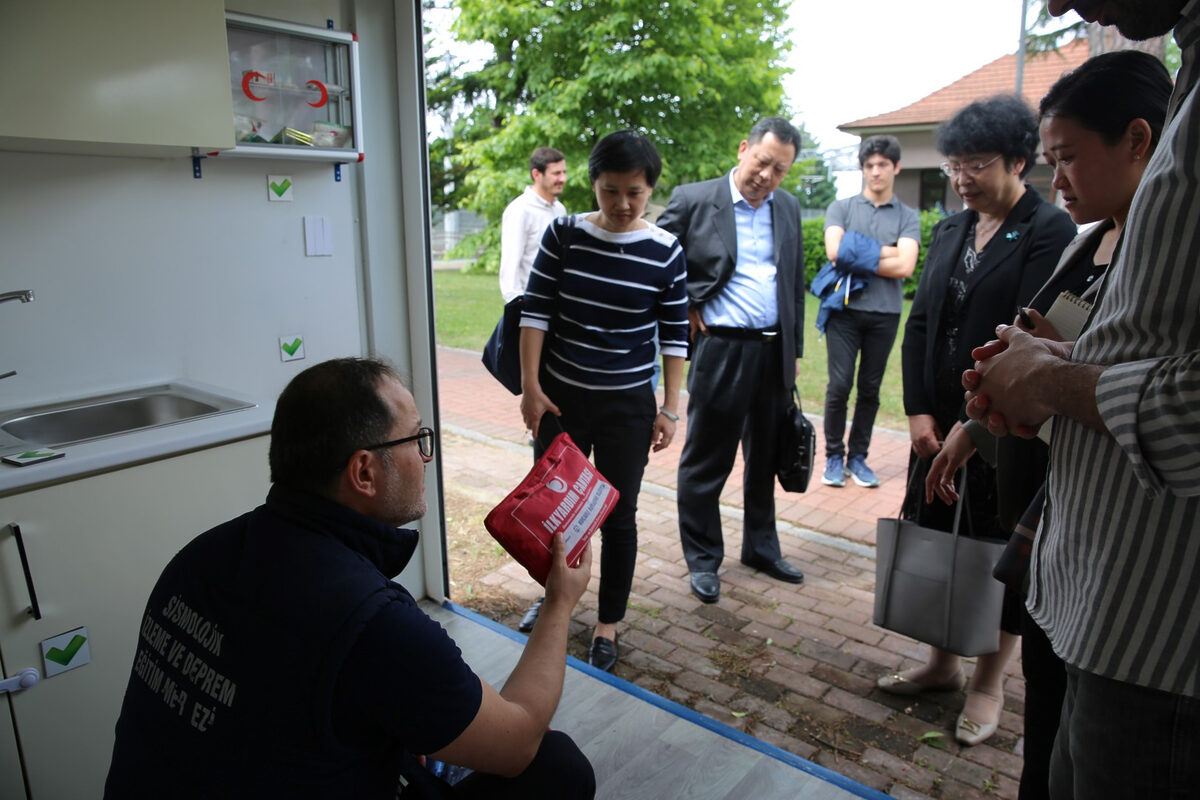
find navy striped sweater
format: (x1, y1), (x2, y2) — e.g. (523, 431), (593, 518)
(520, 214), (689, 391)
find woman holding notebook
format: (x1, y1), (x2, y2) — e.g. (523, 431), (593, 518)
(921, 51), (1172, 790)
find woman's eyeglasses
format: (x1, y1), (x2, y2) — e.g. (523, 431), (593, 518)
(364, 427), (435, 459)
(940, 154), (1002, 178)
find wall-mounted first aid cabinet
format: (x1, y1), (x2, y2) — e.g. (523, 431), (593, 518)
(220, 12), (364, 162)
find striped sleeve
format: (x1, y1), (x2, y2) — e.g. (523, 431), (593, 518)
(657, 243), (689, 358)
(1086, 70), (1200, 496)
(1097, 352), (1200, 496)
(520, 217), (568, 332)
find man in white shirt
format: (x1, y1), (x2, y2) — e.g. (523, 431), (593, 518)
(499, 147), (567, 303)
(503, 147), (566, 633)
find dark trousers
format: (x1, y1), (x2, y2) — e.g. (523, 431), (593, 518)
(536, 375), (655, 624)
(452, 730), (596, 799)
(1019, 607), (1067, 800)
(1049, 666), (1200, 799)
(677, 333), (787, 572)
(822, 309), (899, 459)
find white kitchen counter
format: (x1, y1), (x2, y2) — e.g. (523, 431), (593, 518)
(0, 401), (272, 498)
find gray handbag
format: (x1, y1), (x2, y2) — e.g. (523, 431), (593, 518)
(873, 465), (1006, 657)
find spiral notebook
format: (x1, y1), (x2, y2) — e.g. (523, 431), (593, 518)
(1037, 291), (1093, 444)
(1044, 290), (1093, 341)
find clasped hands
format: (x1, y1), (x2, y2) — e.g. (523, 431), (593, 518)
(963, 322), (1071, 438)
(925, 317), (1073, 505)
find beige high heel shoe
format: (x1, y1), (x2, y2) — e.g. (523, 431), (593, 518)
(876, 667), (966, 696)
(955, 689), (1003, 746)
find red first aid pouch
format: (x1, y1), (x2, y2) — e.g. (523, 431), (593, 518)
(484, 432), (619, 586)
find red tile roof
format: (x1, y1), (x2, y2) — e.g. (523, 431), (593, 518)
(840, 38), (1090, 131)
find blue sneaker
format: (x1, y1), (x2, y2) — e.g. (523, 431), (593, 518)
(845, 455), (880, 488)
(822, 455), (845, 487)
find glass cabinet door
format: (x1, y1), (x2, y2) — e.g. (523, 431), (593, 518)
(222, 13), (363, 161)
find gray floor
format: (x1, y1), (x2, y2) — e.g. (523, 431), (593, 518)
(423, 601), (880, 800)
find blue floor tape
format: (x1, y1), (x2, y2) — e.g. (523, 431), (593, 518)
(442, 600), (891, 800)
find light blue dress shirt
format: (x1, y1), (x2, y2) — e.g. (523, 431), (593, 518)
(700, 170), (780, 329)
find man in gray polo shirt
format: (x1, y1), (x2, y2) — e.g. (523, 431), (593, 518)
(821, 135), (920, 488)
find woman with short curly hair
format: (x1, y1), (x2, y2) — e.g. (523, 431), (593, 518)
(881, 94), (1077, 746)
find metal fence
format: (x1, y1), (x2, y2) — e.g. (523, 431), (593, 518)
(430, 209), (487, 260)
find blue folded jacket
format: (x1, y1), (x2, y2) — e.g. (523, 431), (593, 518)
(811, 229), (882, 334)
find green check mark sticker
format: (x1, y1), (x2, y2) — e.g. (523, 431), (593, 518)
(40, 626), (91, 676)
(3, 448), (64, 466)
(46, 634), (87, 666)
(282, 338), (303, 356)
(270, 179), (292, 197)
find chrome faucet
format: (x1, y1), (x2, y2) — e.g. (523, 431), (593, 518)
(0, 290), (34, 305)
(2, 290), (34, 380)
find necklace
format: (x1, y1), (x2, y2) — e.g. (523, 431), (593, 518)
(974, 216), (1003, 249)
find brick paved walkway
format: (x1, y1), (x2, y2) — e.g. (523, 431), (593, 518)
(436, 345), (1025, 800)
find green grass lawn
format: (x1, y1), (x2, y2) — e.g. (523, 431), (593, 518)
(433, 268), (911, 431)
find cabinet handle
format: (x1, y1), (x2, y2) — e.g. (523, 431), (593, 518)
(7, 523), (42, 620)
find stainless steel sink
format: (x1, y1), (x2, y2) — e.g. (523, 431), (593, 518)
(0, 384), (255, 448)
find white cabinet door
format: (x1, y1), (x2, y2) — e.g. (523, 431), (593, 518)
(0, 703), (24, 800)
(0, 0), (234, 157)
(0, 437), (269, 799)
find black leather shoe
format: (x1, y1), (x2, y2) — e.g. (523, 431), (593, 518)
(517, 596), (544, 633)
(689, 571), (720, 604)
(743, 557), (805, 584)
(588, 636), (618, 672)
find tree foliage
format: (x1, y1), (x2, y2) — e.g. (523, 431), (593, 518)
(428, 0), (802, 244)
(792, 152), (838, 211)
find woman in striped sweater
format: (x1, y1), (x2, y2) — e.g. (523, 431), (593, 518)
(519, 129), (689, 672)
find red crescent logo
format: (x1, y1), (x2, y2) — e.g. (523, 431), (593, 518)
(306, 80), (329, 108)
(241, 71), (267, 101)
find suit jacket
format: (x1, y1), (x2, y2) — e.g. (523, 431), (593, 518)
(1027, 217), (1114, 311)
(656, 175), (805, 388)
(901, 187), (1076, 419)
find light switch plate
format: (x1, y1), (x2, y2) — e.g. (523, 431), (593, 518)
(304, 215), (332, 256)
(279, 334), (305, 362)
(267, 174), (293, 202)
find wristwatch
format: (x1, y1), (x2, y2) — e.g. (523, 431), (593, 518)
(658, 407), (679, 421)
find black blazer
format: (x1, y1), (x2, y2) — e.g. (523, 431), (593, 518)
(901, 187), (1076, 419)
(656, 175), (806, 388)
(1028, 217), (1115, 311)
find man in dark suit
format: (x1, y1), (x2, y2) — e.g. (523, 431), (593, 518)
(657, 117), (807, 604)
